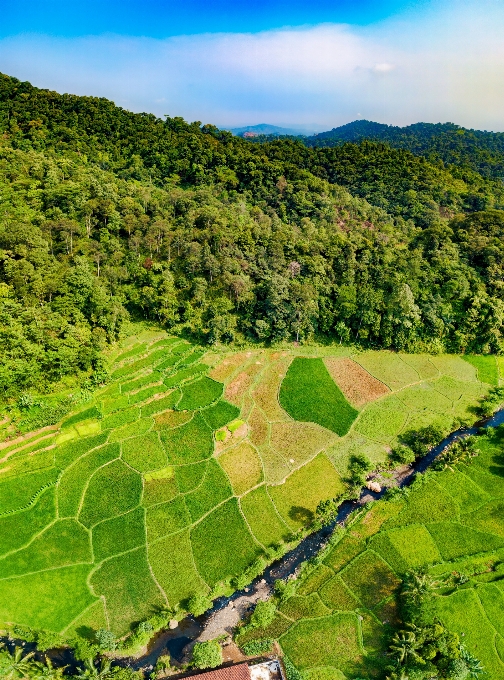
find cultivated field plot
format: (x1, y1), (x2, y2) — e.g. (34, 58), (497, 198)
(236, 427), (504, 679)
(0, 335), (496, 639)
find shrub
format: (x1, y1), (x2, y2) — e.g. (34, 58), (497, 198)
(477, 386), (504, 417)
(347, 453), (373, 486)
(390, 445), (416, 466)
(282, 655), (303, 680)
(400, 425), (445, 459)
(192, 640), (222, 669)
(95, 628), (117, 651)
(250, 600), (277, 629)
(187, 594), (213, 617)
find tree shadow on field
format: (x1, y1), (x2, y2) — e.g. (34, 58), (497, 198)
(75, 626), (96, 641)
(288, 506), (314, 524)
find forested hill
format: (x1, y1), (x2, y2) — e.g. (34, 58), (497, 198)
(305, 119), (504, 179)
(2, 71), (504, 399)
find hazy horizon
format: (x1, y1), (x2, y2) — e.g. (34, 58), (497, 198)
(2, 0), (504, 131)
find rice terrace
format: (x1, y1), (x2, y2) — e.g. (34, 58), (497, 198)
(0, 327), (503, 677)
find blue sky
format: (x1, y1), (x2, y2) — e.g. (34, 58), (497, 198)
(2, 0), (420, 38)
(1, 0), (504, 131)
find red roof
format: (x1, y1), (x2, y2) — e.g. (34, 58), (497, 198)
(188, 663), (251, 680)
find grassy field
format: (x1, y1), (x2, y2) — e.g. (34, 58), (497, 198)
(0, 330), (497, 643)
(235, 426), (504, 679)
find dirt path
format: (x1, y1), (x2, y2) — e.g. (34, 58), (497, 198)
(197, 580), (272, 643)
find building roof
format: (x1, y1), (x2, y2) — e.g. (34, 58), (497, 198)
(189, 664), (251, 680)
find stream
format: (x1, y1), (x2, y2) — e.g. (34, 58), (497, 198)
(4, 408), (504, 675)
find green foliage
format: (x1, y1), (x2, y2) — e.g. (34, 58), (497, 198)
(2, 73), (504, 406)
(279, 358), (357, 435)
(476, 387), (504, 417)
(463, 355), (499, 385)
(0, 564), (95, 632)
(184, 459), (233, 522)
(399, 425), (446, 459)
(146, 495), (191, 541)
(58, 443), (119, 517)
(250, 600), (277, 628)
(175, 460), (207, 493)
(0, 487), (55, 554)
(121, 432), (167, 472)
(346, 453), (373, 486)
(140, 390), (181, 417)
(89, 547), (164, 634)
(0, 467), (60, 515)
(0, 519), (91, 577)
(187, 593), (213, 616)
(241, 638), (274, 656)
(191, 640), (222, 669)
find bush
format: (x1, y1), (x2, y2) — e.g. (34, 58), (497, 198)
(96, 628), (117, 651)
(274, 579), (297, 603)
(390, 445), (416, 466)
(35, 630), (65, 651)
(192, 640), (222, 669)
(250, 600), (276, 628)
(400, 425), (445, 459)
(282, 655), (302, 680)
(477, 387), (504, 417)
(187, 594), (213, 617)
(347, 454), (373, 486)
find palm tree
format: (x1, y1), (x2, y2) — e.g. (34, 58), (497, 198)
(388, 629), (424, 667)
(30, 656), (67, 679)
(386, 671), (410, 680)
(460, 645), (484, 678)
(401, 569), (441, 605)
(0, 645), (36, 680)
(75, 657), (112, 680)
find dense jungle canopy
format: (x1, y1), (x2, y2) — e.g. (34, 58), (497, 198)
(2, 72), (504, 397)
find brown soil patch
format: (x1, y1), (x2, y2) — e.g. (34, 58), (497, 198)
(270, 421), (336, 466)
(258, 445), (291, 484)
(225, 362), (264, 406)
(248, 407), (269, 447)
(154, 410), (192, 430)
(218, 441), (263, 495)
(324, 357), (389, 407)
(232, 422), (249, 440)
(209, 351), (255, 383)
(252, 365), (289, 421)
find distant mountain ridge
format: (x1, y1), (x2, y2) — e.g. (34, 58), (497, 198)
(304, 119), (504, 178)
(225, 123), (310, 137)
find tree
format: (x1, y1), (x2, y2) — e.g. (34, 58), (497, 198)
(191, 640), (222, 669)
(187, 593), (213, 617)
(30, 657), (67, 679)
(0, 645), (36, 680)
(75, 657), (112, 680)
(249, 600), (276, 629)
(347, 454), (373, 486)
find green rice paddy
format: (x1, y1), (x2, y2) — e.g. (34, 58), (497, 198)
(0, 330), (499, 648)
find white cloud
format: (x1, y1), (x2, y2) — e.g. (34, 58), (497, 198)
(1, 0), (504, 129)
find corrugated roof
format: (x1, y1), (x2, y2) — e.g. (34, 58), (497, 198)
(187, 663), (251, 680)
